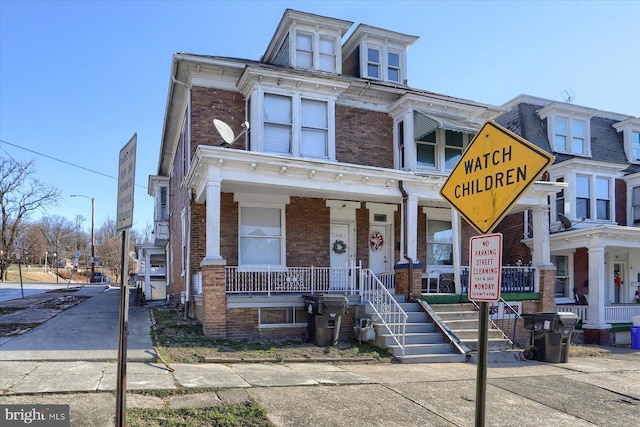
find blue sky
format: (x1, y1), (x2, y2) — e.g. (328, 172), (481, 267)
(1, 0), (639, 234)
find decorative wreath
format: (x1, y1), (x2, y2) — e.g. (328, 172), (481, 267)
(370, 232), (384, 251)
(332, 239), (347, 254)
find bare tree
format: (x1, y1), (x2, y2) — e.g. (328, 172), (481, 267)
(96, 218), (121, 281)
(39, 215), (75, 270)
(0, 158), (61, 280)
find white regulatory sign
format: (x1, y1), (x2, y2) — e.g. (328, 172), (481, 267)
(468, 233), (503, 302)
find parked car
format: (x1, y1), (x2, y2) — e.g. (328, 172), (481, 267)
(91, 272), (105, 283)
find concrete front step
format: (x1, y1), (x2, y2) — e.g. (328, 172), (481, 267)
(388, 342), (454, 357)
(431, 303), (478, 313)
(396, 353), (468, 364)
(436, 310), (479, 321)
(460, 338), (512, 352)
(454, 329), (506, 340)
(377, 331), (445, 346)
(440, 319), (480, 329)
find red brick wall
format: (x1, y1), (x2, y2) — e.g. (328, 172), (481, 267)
(286, 198), (330, 266)
(574, 248), (589, 296)
(615, 178), (627, 225)
(356, 204), (370, 267)
(220, 192), (239, 265)
(191, 87), (246, 152)
(335, 105), (393, 168)
(495, 212), (532, 265)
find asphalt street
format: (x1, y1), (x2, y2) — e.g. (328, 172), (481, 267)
(0, 285), (639, 427)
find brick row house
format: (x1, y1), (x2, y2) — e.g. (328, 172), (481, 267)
(140, 9), (640, 357)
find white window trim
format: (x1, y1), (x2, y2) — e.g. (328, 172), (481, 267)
(538, 106), (592, 157)
(180, 208), (186, 277)
(258, 306), (308, 328)
(291, 29), (340, 73)
(362, 41), (406, 83)
(550, 171), (616, 225)
(613, 119), (640, 164)
(249, 88), (336, 160)
(415, 128), (471, 172)
(236, 194), (289, 270)
(552, 252), (575, 304)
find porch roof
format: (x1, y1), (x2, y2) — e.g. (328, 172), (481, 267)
(185, 145), (561, 208)
(544, 225), (640, 252)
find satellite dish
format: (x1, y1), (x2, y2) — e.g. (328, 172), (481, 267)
(213, 119), (235, 145)
(557, 213), (573, 231)
(213, 119), (250, 147)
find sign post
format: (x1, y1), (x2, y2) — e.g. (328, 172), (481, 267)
(439, 121), (554, 426)
(115, 133), (137, 427)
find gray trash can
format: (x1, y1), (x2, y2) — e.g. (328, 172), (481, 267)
(304, 295), (348, 347)
(522, 312), (579, 363)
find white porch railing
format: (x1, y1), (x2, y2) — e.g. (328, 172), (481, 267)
(557, 304), (640, 323)
(360, 269), (407, 357)
(225, 266), (360, 296)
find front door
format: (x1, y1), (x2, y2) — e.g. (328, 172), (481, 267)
(330, 222), (355, 290)
(369, 224), (391, 274)
(613, 262), (625, 303)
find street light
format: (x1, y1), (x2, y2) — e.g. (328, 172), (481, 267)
(70, 194), (95, 283)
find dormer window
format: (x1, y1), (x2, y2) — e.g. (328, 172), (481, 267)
(613, 118), (640, 163)
(552, 116), (588, 155)
(294, 32), (337, 72)
(262, 10), (352, 74)
(538, 104), (592, 156)
(342, 24), (418, 84)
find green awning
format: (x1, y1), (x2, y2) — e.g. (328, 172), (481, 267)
(414, 110), (481, 140)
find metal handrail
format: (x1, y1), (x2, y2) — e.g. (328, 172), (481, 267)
(360, 268), (407, 357)
(470, 297), (520, 349)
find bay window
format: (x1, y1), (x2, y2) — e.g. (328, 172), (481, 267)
(262, 93), (329, 159)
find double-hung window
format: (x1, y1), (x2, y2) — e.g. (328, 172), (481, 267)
(416, 129), (437, 168)
(552, 116), (589, 155)
(388, 51), (401, 83)
(414, 118), (471, 172)
(576, 175), (591, 219)
(263, 93), (328, 159)
(555, 177), (565, 220)
(159, 186), (168, 221)
(295, 32), (337, 72)
(553, 255), (570, 298)
(319, 36), (335, 72)
(596, 177), (610, 220)
(632, 131), (640, 162)
(239, 206), (284, 267)
(296, 33), (313, 69)
(427, 220), (453, 266)
(633, 186), (640, 225)
(367, 47), (381, 79)
(444, 130), (464, 170)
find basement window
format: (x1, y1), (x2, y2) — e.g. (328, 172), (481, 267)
(259, 307), (308, 327)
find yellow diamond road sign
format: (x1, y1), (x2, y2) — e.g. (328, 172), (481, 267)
(440, 121), (554, 234)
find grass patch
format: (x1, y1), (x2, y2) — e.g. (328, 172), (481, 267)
(0, 307), (22, 316)
(127, 400), (274, 427)
(0, 323), (41, 336)
(150, 307), (391, 364)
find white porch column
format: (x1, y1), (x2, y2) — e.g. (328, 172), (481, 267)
(583, 241), (610, 330)
(144, 250), (151, 300)
(531, 206), (551, 266)
(451, 209), (462, 294)
(401, 193), (419, 263)
(201, 178), (225, 265)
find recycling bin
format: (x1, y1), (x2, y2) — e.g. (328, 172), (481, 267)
(631, 326), (640, 350)
(304, 295), (348, 346)
(522, 312), (579, 363)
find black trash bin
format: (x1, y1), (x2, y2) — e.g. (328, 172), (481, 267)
(522, 312), (579, 363)
(304, 295), (348, 346)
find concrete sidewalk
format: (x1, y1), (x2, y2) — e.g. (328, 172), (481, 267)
(1, 286), (640, 426)
(0, 355), (639, 426)
(0, 285), (155, 361)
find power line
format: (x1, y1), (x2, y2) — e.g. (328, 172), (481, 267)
(0, 138), (147, 190)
